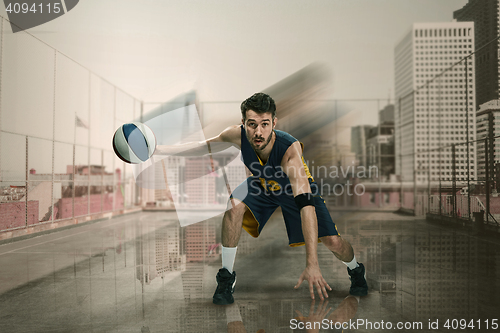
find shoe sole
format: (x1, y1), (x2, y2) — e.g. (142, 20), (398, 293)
(213, 297), (234, 305)
(349, 288), (368, 296)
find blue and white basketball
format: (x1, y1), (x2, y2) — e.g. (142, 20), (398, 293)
(113, 122), (156, 164)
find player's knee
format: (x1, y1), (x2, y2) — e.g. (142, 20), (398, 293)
(322, 235), (343, 252)
(224, 200), (247, 222)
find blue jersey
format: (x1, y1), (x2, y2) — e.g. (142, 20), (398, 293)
(232, 125), (337, 245)
(239, 125), (314, 195)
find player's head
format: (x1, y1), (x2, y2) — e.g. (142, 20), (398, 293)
(241, 93), (277, 151)
(240, 93), (276, 121)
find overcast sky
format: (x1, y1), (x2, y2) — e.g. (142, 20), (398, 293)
(1, 0), (468, 103)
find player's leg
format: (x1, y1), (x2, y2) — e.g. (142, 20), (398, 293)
(308, 187), (367, 296)
(214, 177), (279, 305)
(319, 235), (353, 262)
(320, 237), (367, 296)
(222, 198), (247, 248)
(219, 198), (245, 279)
(280, 192), (367, 296)
(214, 199), (246, 305)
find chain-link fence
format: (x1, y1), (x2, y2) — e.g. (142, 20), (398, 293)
(5, 15), (500, 235)
(0, 16), (142, 233)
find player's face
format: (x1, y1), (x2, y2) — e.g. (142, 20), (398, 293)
(243, 110), (277, 151)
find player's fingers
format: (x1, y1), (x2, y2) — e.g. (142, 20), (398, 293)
(319, 300), (329, 312)
(315, 279), (328, 299)
(315, 282), (324, 301)
(323, 307), (332, 317)
(309, 281), (315, 300)
(314, 298), (325, 314)
(320, 302), (331, 316)
(294, 276), (304, 289)
(309, 299), (316, 313)
(294, 310), (306, 321)
(323, 278), (332, 291)
(319, 282), (329, 299)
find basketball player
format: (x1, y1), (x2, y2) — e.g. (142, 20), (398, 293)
(155, 93), (367, 304)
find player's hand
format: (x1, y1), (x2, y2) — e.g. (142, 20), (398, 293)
(294, 299), (332, 333)
(294, 265), (332, 300)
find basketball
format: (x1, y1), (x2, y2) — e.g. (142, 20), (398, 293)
(112, 122), (156, 164)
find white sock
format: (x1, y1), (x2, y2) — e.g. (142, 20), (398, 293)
(343, 255), (359, 270)
(345, 295), (360, 303)
(222, 246), (237, 273)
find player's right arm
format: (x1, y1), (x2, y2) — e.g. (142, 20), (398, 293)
(154, 125), (241, 157)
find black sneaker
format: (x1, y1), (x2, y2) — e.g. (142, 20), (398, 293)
(347, 263), (368, 296)
(213, 268), (236, 305)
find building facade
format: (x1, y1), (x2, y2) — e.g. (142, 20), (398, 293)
(367, 104), (395, 181)
(395, 22), (477, 184)
(351, 125), (374, 168)
(476, 100), (500, 180)
(454, 0), (500, 109)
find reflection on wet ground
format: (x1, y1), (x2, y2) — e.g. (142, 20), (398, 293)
(0, 210), (499, 332)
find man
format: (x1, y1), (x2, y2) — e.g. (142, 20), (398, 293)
(156, 93), (367, 304)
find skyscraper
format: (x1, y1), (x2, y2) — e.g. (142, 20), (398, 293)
(454, 0), (500, 109)
(351, 125), (374, 167)
(366, 105), (395, 180)
(395, 22), (476, 184)
(476, 100), (500, 181)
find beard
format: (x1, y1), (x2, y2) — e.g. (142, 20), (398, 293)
(248, 130), (274, 151)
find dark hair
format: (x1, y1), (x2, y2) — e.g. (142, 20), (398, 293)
(240, 93), (276, 121)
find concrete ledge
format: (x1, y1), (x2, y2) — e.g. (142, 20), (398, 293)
(142, 207), (176, 211)
(397, 208), (415, 216)
(0, 207), (141, 245)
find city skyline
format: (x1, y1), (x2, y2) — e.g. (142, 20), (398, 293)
(0, 0), (468, 104)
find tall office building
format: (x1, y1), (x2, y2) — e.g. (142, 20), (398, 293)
(154, 156), (183, 203)
(155, 226), (186, 273)
(351, 125), (374, 167)
(185, 219), (218, 263)
(184, 157), (216, 205)
(367, 105), (395, 180)
(395, 22), (477, 184)
(396, 232), (478, 321)
(476, 100), (500, 180)
(454, 0), (500, 109)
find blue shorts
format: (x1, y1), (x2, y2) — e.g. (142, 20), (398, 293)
(230, 177), (339, 247)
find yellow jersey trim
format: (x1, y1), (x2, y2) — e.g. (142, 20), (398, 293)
(289, 239), (322, 247)
(302, 156), (315, 182)
(241, 201), (261, 238)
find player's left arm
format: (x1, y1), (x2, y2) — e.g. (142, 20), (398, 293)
(281, 141), (332, 300)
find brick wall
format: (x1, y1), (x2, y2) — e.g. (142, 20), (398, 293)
(0, 190), (125, 231)
(55, 191), (124, 219)
(0, 201), (39, 230)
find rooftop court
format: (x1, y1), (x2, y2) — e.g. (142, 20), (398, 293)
(0, 210), (498, 332)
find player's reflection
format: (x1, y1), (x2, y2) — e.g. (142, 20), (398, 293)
(294, 295), (359, 333)
(226, 302), (265, 333)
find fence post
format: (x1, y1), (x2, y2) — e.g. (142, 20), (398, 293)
(25, 136), (28, 227)
(485, 138), (490, 223)
(439, 146), (442, 217)
(399, 97), (403, 210)
(452, 144), (456, 218)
